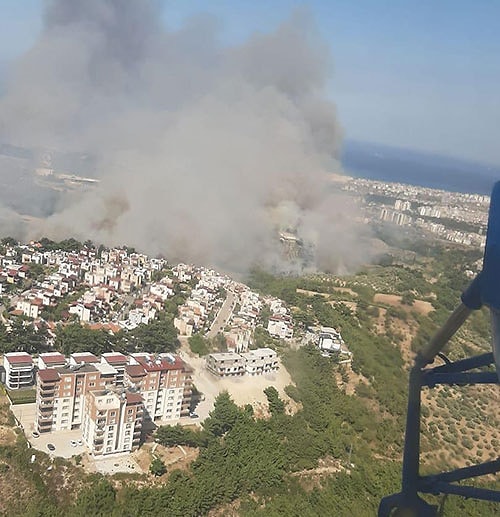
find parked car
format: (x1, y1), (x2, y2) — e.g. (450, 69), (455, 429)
(77, 439), (83, 446)
(70, 440), (77, 447)
(189, 412), (199, 419)
(31, 431), (40, 439)
(47, 443), (56, 451)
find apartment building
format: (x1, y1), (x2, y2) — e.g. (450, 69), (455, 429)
(206, 348), (278, 377)
(101, 352), (128, 386)
(38, 352), (66, 370)
(241, 348), (279, 375)
(205, 352), (246, 377)
(36, 362), (117, 433)
(4, 352), (34, 389)
(125, 353), (192, 423)
(82, 389), (143, 456)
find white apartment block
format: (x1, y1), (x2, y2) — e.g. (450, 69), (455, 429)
(82, 389), (143, 456)
(205, 352), (246, 377)
(206, 348), (279, 378)
(4, 352), (34, 389)
(241, 348), (279, 375)
(38, 352), (66, 370)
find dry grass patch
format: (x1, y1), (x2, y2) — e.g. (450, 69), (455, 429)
(374, 293), (434, 315)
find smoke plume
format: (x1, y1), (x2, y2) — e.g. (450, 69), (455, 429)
(0, 0), (370, 273)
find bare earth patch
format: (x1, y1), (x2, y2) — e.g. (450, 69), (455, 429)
(0, 425), (16, 446)
(374, 293), (434, 315)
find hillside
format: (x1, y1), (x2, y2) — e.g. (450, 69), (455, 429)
(0, 240), (498, 516)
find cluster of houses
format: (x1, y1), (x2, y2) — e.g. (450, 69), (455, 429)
(173, 265), (229, 337)
(3, 350), (193, 457)
(3, 243), (168, 328)
(266, 298), (294, 340)
(2, 241), (297, 353)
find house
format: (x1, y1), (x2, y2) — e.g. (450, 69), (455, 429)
(267, 315), (293, 339)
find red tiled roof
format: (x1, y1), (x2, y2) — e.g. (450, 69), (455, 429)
(103, 353), (127, 364)
(125, 364), (146, 377)
(136, 356), (186, 372)
(40, 353), (65, 364)
(38, 368), (60, 382)
(5, 354), (32, 364)
(126, 392), (143, 404)
(71, 353), (99, 363)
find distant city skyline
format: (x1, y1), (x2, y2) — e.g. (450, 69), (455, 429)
(0, 0), (499, 166)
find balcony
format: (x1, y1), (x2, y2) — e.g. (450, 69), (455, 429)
(40, 381), (55, 388)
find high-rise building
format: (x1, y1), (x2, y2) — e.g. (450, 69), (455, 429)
(125, 353), (192, 423)
(82, 389), (143, 456)
(36, 363), (117, 433)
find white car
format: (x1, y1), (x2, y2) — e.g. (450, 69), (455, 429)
(70, 440), (77, 447)
(77, 439), (83, 446)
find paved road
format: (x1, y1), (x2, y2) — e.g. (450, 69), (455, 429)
(206, 290), (236, 339)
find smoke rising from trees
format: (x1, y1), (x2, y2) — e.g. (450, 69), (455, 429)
(0, 0), (371, 273)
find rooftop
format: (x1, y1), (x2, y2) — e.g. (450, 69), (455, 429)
(4, 352), (33, 364)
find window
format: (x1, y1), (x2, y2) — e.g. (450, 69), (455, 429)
(109, 425), (114, 430)
(89, 382), (95, 387)
(106, 398), (113, 404)
(127, 409), (133, 414)
(110, 411), (116, 416)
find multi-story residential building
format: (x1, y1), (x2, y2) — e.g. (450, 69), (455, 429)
(82, 389), (143, 456)
(33, 349), (193, 454)
(101, 352), (128, 386)
(36, 363), (117, 434)
(69, 352), (99, 366)
(125, 353), (192, 423)
(205, 352), (246, 377)
(4, 352), (34, 389)
(241, 348), (279, 375)
(38, 352), (66, 370)
(207, 348), (279, 377)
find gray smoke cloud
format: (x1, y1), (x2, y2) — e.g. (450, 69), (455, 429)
(0, 0), (371, 273)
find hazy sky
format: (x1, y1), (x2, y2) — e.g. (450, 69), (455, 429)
(1, 0), (499, 165)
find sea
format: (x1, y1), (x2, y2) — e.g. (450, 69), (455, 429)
(341, 140), (500, 196)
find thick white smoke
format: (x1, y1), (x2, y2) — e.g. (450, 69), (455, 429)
(0, 0), (371, 273)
